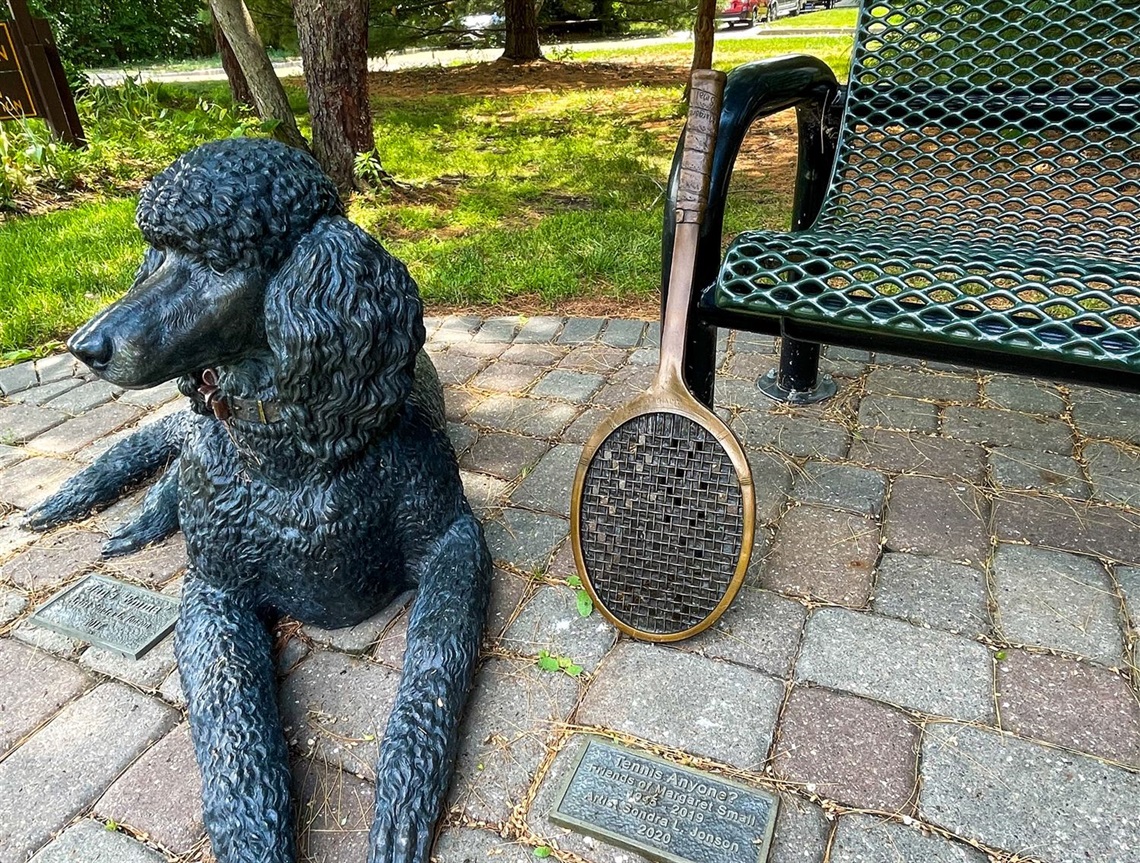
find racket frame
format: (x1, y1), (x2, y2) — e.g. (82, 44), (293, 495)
(571, 69), (754, 642)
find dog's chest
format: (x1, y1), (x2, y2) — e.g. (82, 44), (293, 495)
(177, 426), (404, 601)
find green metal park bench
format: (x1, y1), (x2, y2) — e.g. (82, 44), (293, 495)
(665, 0), (1140, 405)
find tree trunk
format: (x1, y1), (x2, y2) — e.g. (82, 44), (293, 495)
(502, 0), (542, 63)
(208, 0), (309, 151)
(292, 0), (375, 191)
(213, 11), (253, 109)
(690, 0), (717, 78)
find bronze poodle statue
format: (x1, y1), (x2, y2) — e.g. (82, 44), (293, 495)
(26, 138), (491, 863)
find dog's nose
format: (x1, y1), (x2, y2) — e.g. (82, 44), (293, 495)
(68, 330), (114, 371)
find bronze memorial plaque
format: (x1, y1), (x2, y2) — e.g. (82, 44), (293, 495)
(551, 736), (778, 863)
(30, 573), (180, 659)
(0, 23), (37, 119)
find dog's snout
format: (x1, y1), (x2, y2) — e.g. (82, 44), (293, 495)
(69, 329), (114, 371)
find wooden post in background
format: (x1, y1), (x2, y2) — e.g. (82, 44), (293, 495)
(5, 0), (84, 145)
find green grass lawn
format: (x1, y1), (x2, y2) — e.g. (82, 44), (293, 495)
(0, 199), (143, 359)
(0, 32), (854, 358)
(768, 7), (858, 28)
(576, 34), (852, 72)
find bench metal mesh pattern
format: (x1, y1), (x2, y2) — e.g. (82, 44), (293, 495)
(717, 0), (1140, 368)
(578, 411), (745, 636)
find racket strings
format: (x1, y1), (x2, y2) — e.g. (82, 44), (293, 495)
(579, 412), (745, 636)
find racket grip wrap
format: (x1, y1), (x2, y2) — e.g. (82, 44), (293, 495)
(676, 69), (727, 224)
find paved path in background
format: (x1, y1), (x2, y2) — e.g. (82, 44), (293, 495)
(85, 24), (854, 86)
(2, 316), (1139, 862)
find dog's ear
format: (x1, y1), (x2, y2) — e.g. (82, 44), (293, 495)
(265, 216), (425, 462)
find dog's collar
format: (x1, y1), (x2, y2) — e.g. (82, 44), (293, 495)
(196, 368), (283, 425)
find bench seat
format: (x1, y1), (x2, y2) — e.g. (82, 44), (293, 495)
(715, 228), (1140, 373)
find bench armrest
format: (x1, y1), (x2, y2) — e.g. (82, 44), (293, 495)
(662, 56), (841, 303)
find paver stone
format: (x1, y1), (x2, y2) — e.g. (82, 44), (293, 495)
(921, 722), (1140, 863)
(884, 476), (989, 564)
(992, 544), (1124, 665)
(27, 820), (165, 862)
(0, 637), (91, 754)
(448, 656), (579, 823)
(994, 492), (1140, 564)
(762, 504), (879, 606)
(95, 723), (204, 853)
(577, 641), (783, 768)
(500, 584), (616, 673)
(773, 686), (919, 813)
(0, 456), (80, 509)
(767, 795), (830, 863)
(432, 828), (537, 862)
(509, 443), (581, 517)
(683, 586), (806, 678)
(279, 650), (400, 780)
(796, 607), (993, 720)
(828, 813), (988, 863)
(997, 649), (1140, 764)
(872, 553), (990, 637)
(0, 682), (177, 863)
(293, 757), (374, 863)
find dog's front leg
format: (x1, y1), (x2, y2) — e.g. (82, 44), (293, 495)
(102, 458), (181, 556)
(24, 410), (190, 531)
(177, 575), (295, 863)
(369, 513), (491, 863)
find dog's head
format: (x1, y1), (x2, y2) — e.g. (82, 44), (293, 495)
(69, 138), (425, 461)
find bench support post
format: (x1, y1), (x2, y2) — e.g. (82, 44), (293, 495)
(758, 335), (837, 404)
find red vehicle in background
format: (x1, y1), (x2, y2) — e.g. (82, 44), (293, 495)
(717, 0), (790, 27)
(717, 0), (761, 27)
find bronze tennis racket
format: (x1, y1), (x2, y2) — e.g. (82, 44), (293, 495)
(570, 69), (753, 642)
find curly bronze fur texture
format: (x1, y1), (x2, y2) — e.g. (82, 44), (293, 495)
(27, 138), (491, 863)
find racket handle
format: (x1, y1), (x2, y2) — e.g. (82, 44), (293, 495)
(675, 69), (727, 225)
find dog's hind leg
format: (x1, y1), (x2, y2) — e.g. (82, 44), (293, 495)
(23, 410), (192, 532)
(102, 459), (181, 557)
(368, 513), (492, 863)
(177, 575), (295, 863)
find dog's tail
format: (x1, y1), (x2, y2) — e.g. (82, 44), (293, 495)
(368, 513), (491, 863)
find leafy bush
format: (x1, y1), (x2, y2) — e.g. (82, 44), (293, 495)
(0, 77), (280, 209)
(0, 119), (86, 202)
(29, 0), (208, 68)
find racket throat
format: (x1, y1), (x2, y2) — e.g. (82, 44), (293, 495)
(657, 220), (702, 389)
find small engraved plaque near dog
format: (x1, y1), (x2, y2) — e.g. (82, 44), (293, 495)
(30, 573), (179, 659)
(551, 737), (777, 863)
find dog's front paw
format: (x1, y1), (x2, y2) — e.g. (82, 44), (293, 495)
(368, 816), (434, 863)
(102, 514), (176, 558)
(22, 490), (92, 532)
(101, 464), (180, 558)
(367, 787), (437, 863)
(102, 531), (148, 558)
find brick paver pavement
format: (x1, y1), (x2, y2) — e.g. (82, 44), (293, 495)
(2, 316), (1139, 862)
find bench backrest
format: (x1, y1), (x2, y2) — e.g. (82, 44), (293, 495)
(814, 0), (1140, 261)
